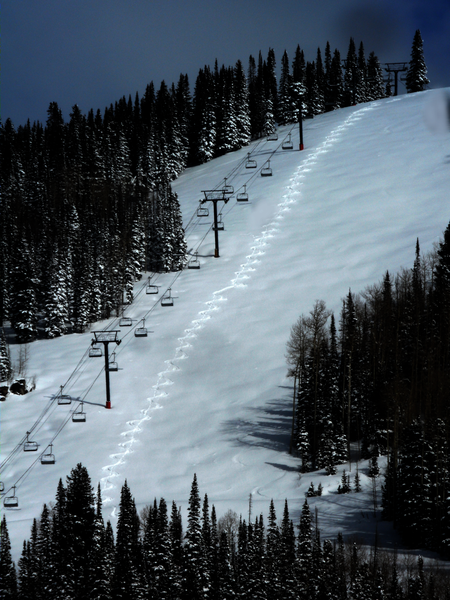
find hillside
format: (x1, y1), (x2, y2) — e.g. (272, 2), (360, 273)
(2, 89), (450, 562)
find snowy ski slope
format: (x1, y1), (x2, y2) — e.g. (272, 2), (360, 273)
(2, 90), (450, 561)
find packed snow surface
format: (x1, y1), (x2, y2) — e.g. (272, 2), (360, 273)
(2, 90), (450, 561)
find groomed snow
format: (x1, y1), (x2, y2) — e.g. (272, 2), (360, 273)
(2, 90), (449, 562)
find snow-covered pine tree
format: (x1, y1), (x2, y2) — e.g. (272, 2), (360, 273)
(234, 59), (251, 147)
(9, 239), (38, 343)
(113, 480), (144, 599)
(183, 474), (210, 599)
(344, 38), (358, 106)
(278, 50), (294, 125)
(0, 327), (12, 383)
(366, 51), (385, 100)
(328, 49), (343, 110)
(315, 48), (325, 114)
(0, 515), (18, 600)
(356, 41), (368, 104)
(406, 29), (430, 93)
(216, 66), (239, 155)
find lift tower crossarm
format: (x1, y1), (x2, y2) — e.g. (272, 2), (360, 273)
(201, 189), (231, 258)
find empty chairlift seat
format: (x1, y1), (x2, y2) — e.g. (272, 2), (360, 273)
(197, 202), (209, 217)
(261, 160), (273, 177)
(72, 402), (86, 423)
(0, 481), (4, 493)
(41, 444), (55, 465)
(58, 386), (72, 405)
(223, 178), (234, 195)
(135, 319), (148, 337)
(89, 345), (103, 357)
(245, 153), (257, 169)
(213, 215), (224, 231)
(24, 432), (38, 452)
(282, 133), (293, 150)
(3, 486), (18, 508)
(188, 252), (201, 270)
(108, 352), (119, 371)
(119, 316), (133, 327)
(236, 184), (249, 203)
(161, 288), (174, 307)
(146, 277), (159, 294)
(267, 131), (278, 141)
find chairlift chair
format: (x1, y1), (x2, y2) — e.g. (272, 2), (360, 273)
(0, 481), (4, 494)
(119, 316), (133, 327)
(245, 153), (257, 169)
(41, 444), (56, 465)
(89, 345), (103, 358)
(24, 432), (39, 452)
(58, 393), (72, 405)
(161, 288), (174, 307)
(108, 352), (119, 372)
(187, 252), (201, 270)
(261, 160), (273, 177)
(4, 486), (18, 508)
(223, 178), (234, 195)
(72, 402), (86, 423)
(135, 319), (148, 337)
(213, 215), (224, 231)
(197, 202), (209, 217)
(236, 184), (249, 202)
(267, 131), (278, 141)
(282, 133), (294, 150)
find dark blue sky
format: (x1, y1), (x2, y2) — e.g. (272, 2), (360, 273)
(2, 0), (449, 127)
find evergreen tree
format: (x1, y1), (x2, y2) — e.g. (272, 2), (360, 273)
(0, 515), (18, 600)
(406, 30), (430, 93)
(0, 327), (12, 383)
(343, 38), (358, 106)
(366, 51), (385, 100)
(113, 480), (144, 600)
(183, 474), (209, 599)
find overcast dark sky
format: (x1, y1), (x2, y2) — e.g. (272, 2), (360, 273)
(2, 0), (449, 127)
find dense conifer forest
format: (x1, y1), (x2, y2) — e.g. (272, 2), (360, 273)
(1, 463), (449, 600)
(287, 222), (450, 555)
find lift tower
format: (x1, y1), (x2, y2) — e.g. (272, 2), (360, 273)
(201, 189), (231, 257)
(384, 63), (408, 97)
(91, 330), (121, 409)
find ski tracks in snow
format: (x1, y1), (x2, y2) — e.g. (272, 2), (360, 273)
(100, 103), (378, 513)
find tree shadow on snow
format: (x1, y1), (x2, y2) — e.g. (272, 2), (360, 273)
(220, 389), (294, 454)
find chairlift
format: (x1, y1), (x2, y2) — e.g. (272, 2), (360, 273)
(261, 160), (273, 177)
(58, 385), (72, 405)
(0, 481), (4, 494)
(146, 276), (159, 295)
(135, 319), (148, 337)
(188, 252), (201, 270)
(197, 202), (209, 218)
(89, 344), (103, 358)
(223, 178), (234, 195)
(161, 288), (174, 307)
(282, 133), (294, 150)
(213, 215), (224, 231)
(72, 402), (86, 423)
(24, 431), (39, 452)
(4, 486), (18, 508)
(119, 316), (133, 327)
(267, 131), (278, 141)
(236, 184), (249, 203)
(245, 153), (257, 169)
(41, 444), (56, 465)
(108, 352), (119, 372)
